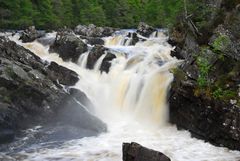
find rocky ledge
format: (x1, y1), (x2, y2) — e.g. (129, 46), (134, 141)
(169, 0), (240, 150)
(0, 36), (106, 146)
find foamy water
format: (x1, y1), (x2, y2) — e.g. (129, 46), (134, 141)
(2, 31), (239, 161)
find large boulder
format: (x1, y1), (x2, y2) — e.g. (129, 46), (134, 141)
(49, 32), (88, 62)
(137, 22), (157, 38)
(169, 1), (240, 150)
(86, 45), (116, 73)
(123, 142), (171, 161)
(74, 24), (116, 37)
(47, 62), (79, 86)
(0, 36), (106, 145)
(19, 26), (45, 43)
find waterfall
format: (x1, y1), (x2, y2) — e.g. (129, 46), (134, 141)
(4, 30), (240, 161)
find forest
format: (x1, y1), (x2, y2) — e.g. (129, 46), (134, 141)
(0, 0), (183, 29)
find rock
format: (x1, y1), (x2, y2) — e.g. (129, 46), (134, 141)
(49, 32), (88, 62)
(69, 88), (94, 110)
(123, 142), (171, 161)
(19, 26), (45, 43)
(74, 24), (116, 37)
(56, 96), (106, 134)
(47, 62), (79, 86)
(169, 0), (240, 150)
(127, 32), (140, 46)
(80, 35), (105, 45)
(137, 22), (157, 37)
(0, 36), (106, 145)
(100, 52), (116, 73)
(86, 45), (116, 72)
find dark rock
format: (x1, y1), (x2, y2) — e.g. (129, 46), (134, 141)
(74, 24), (116, 37)
(80, 35), (104, 45)
(19, 26), (45, 43)
(47, 62), (79, 86)
(123, 142), (171, 161)
(56, 96), (106, 133)
(86, 45), (116, 73)
(69, 88), (94, 110)
(137, 22), (157, 37)
(127, 32), (140, 46)
(100, 52), (116, 73)
(0, 36), (106, 145)
(169, 0), (240, 150)
(49, 32), (88, 62)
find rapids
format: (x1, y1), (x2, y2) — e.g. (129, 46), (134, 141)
(1, 30), (240, 161)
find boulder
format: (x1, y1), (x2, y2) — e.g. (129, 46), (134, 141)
(80, 35), (105, 45)
(47, 62), (79, 86)
(123, 142), (171, 161)
(74, 24), (116, 37)
(0, 36), (106, 145)
(19, 26), (45, 43)
(69, 88), (94, 110)
(49, 32), (88, 62)
(137, 22), (157, 37)
(86, 45), (116, 72)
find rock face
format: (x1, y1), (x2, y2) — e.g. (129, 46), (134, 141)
(74, 24), (116, 37)
(0, 36), (106, 144)
(19, 26), (45, 43)
(123, 142), (171, 161)
(137, 22), (157, 37)
(87, 45), (116, 73)
(169, 0), (240, 150)
(49, 32), (88, 62)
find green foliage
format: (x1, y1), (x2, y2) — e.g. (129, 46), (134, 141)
(212, 34), (231, 52)
(196, 56), (211, 87)
(0, 0), (185, 29)
(213, 88), (237, 101)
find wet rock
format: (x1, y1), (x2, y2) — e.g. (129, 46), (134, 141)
(123, 142), (171, 161)
(127, 32), (140, 46)
(19, 26), (45, 43)
(49, 32), (88, 62)
(74, 24), (116, 37)
(47, 62), (79, 86)
(0, 36), (106, 145)
(69, 88), (94, 110)
(137, 22), (157, 37)
(80, 35), (104, 45)
(86, 45), (116, 73)
(56, 96), (107, 134)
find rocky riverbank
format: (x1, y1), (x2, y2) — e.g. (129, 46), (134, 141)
(0, 36), (106, 148)
(169, 0), (240, 150)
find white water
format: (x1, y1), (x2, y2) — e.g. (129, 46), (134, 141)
(3, 31), (240, 161)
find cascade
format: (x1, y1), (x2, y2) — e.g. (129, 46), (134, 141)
(2, 30), (239, 161)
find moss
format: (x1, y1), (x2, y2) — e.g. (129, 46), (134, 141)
(171, 68), (186, 80)
(196, 56), (211, 87)
(212, 34), (231, 53)
(212, 88), (236, 101)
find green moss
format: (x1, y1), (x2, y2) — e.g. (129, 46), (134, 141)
(212, 34), (231, 53)
(196, 56), (211, 87)
(212, 88), (236, 100)
(171, 68), (186, 80)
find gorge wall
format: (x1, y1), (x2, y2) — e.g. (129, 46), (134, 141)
(169, 0), (240, 150)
